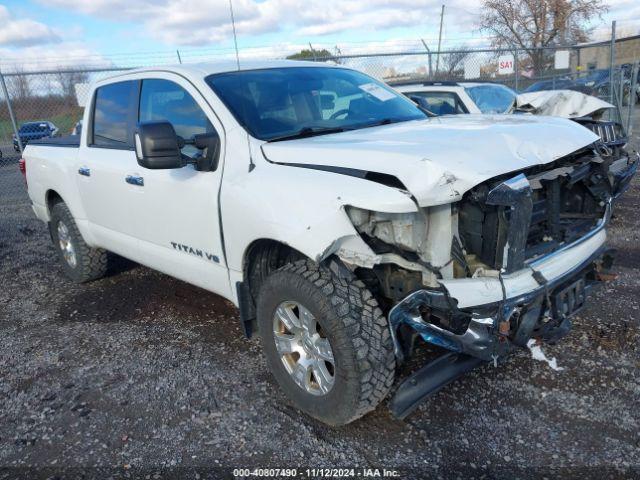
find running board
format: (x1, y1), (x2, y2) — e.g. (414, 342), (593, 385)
(390, 352), (485, 419)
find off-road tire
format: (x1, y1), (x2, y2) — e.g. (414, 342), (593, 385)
(257, 259), (396, 426)
(49, 201), (108, 283)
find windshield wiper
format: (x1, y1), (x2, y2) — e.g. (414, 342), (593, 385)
(359, 117), (414, 129)
(268, 126), (346, 142)
(372, 118), (394, 126)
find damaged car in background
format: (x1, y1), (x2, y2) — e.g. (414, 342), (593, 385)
(394, 81), (628, 156)
(23, 61), (638, 425)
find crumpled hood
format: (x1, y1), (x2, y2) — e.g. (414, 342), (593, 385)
(516, 90), (614, 119)
(261, 115), (599, 207)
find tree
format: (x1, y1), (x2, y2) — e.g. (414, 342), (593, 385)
(6, 66), (31, 101)
(478, 0), (607, 75)
(55, 68), (89, 104)
(287, 46), (344, 62)
(439, 46), (471, 79)
(286, 48), (333, 61)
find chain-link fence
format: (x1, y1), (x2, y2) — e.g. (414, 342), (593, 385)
(314, 42), (637, 121)
(0, 68), (130, 202)
(314, 44), (638, 135)
(1, 39), (638, 209)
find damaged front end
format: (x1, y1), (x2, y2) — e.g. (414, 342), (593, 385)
(388, 246), (615, 363)
(338, 146), (637, 418)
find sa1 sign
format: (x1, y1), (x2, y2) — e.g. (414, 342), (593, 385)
(498, 54), (514, 75)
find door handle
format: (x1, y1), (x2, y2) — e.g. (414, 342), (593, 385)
(78, 167), (91, 177)
(125, 175), (144, 187)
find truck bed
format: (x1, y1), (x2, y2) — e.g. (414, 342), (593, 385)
(30, 135), (80, 148)
(24, 136), (82, 225)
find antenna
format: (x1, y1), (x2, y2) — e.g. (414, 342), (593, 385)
(228, 0), (253, 171)
(435, 4), (445, 76)
(228, 0), (241, 70)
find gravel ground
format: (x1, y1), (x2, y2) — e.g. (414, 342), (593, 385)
(1, 123), (640, 479)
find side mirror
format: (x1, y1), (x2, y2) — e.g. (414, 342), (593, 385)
(134, 121), (185, 169)
(193, 131), (221, 172)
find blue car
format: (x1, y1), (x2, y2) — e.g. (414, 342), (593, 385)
(573, 69), (611, 94)
(523, 78), (594, 95)
(13, 121), (59, 151)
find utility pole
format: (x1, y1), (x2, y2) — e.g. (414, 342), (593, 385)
(435, 4), (445, 77)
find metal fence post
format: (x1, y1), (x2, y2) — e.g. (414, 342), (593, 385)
(0, 70), (22, 153)
(626, 61), (638, 136)
(609, 20), (616, 104)
(514, 48), (519, 91)
(420, 39), (433, 79)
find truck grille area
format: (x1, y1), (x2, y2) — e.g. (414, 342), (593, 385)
(575, 119), (626, 148)
(458, 149), (616, 273)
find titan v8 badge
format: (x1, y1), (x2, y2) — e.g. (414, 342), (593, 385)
(170, 242), (219, 263)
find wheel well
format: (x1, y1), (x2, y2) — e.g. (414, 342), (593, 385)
(45, 190), (64, 216)
(238, 239), (306, 337)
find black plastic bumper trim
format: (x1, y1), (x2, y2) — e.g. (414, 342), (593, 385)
(390, 352), (484, 419)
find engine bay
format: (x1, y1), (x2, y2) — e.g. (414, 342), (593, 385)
(345, 146), (637, 307)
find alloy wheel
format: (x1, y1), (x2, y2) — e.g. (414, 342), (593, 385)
(272, 301), (335, 396)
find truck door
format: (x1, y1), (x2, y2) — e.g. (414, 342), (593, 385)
(127, 76), (230, 297)
(76, 79), (141, 257)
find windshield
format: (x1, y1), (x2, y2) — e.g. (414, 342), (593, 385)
(464, 84), (517, 114)
(206, 67), (426, 141)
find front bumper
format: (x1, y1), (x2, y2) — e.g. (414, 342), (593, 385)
(387, 244), (614, 419)
(389, 205), (614, 363)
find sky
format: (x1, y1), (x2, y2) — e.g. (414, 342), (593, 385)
(0, 0), (639, 69)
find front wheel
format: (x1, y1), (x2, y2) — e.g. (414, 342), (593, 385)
(257, 259), (396, 426)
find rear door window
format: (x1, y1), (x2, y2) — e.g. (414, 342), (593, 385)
(464, 85), (516, 114)
(92, 80), (138, 148)
(407, 91), (468, 115)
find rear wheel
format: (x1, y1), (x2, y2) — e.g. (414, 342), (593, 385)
(257, 259), (396, 425)
(49, 201), (108, 283)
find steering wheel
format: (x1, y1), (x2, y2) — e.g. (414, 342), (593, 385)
(329, 109), (350, 120)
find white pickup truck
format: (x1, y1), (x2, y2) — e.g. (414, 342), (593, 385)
(22, 60), (637, 425)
